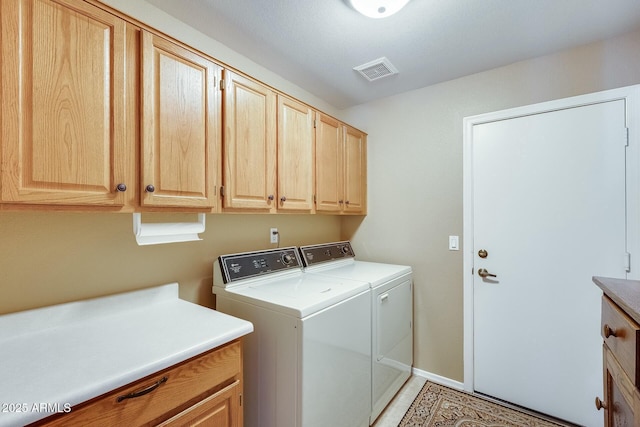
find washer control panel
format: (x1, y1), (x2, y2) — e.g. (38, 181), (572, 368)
(219, 247), (302, 283)
(299, 241), (355, 266)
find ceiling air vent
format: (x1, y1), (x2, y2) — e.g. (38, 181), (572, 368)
(353, 57), (398, 82)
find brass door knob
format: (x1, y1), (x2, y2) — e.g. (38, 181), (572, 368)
(478, 268), (497, 278)
(603, 324), (617, 338)
(595, 396), (607, 411)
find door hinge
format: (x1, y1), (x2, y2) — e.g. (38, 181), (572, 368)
(625, 127), (630, 147)
(220, 185), (225, 197)
(625, 252), (631, 272)
(314, 119), (317, 129)
(219, 79), (225, 90)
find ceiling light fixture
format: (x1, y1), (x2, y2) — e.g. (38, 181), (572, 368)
(349, 0), (410, 18)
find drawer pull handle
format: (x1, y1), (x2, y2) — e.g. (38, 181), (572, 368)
(595, 396), (607, 411)
(603, 324), (618, 338)
(117, 376), (168, 402)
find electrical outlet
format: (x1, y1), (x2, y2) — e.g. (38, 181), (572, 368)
(270, 228), (279, 244)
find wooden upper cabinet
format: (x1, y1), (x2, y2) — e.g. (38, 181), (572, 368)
(343, 125), (367, 214)
(315, 113), (343, 213)
(1, 0), (135, 206)
(277, 95), (315, 212)
(222, 70), (277, 211)
(141, 31), (221, 209)
(316, 117), (367, 215)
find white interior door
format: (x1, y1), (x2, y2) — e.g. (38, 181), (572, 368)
(472, 100), (627, 426)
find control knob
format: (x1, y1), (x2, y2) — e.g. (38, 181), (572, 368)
(281, 253), (294, 265)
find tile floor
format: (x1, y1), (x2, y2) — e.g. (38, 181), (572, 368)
(372, 375), (427, 426)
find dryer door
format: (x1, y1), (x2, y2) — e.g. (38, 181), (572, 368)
(373, 277), (413, 422)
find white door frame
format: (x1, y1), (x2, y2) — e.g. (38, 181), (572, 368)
(462, 85), (640, 392)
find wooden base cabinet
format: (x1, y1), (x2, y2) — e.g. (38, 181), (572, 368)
(32, 340), (244, 427)
(594, 287), (640, 426)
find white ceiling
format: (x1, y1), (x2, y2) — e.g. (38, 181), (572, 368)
(146, 0), (640, 109)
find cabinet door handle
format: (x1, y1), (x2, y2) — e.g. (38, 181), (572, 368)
(145, 185), (155, 193)
(595, 396), (607, 411)
(117, 376), (167, 402)
(115, 183), (127, 192)
(603, 324), (617, 338)
(280, 196), (287, 202)
(268, 195), (274, 201)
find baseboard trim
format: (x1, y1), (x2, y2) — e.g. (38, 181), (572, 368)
(411, 367), (464, 391)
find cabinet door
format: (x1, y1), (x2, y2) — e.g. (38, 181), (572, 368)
(343, 125), (367, 214)
(277, 96), (314, 211)
(141, 31), (221, 209)
(37, 340), (242, 427)
(1, 0), (134, 206)
(315, 113), (343, 213)
(158, 380), (241, 427)
(222, 70), (276, 211)
(602, 346), (640, 427)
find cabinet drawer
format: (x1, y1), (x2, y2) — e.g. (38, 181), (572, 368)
(602, 296), (640, 386)
(35, 340), (241, 427)
(158, 380), (240, 426)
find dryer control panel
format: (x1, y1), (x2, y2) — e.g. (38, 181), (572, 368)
(299, 241), (355, 266)
(218, 247), (302, 283)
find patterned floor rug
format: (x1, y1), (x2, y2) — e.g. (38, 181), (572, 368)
(399, 381), (567, 427)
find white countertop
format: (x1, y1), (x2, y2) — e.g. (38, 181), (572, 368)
(0, 283), (253, 427)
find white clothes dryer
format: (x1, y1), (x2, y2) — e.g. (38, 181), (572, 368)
(213, 247), (372, 427)
(299, 242), (413, 425)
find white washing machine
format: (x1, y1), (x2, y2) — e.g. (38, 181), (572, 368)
(213, 247), (372, 427)
(299, 242), (413, 425)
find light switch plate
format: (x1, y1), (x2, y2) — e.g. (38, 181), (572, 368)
(449, 235), (459, 251)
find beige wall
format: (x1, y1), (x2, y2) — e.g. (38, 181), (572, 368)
(342, 30), (640, 382)
(0, 212), (341, 314)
